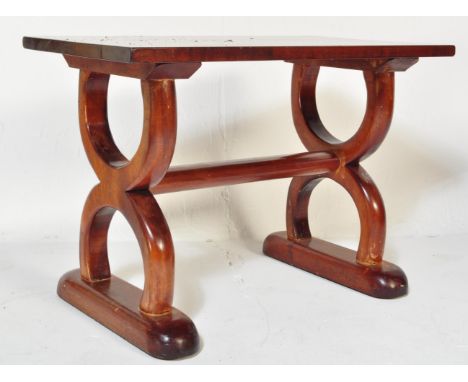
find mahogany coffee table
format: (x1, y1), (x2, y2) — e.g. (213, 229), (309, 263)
(23, 36), (455, 360)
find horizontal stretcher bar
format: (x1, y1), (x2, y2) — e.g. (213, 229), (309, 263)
(150, 151), (339, 194)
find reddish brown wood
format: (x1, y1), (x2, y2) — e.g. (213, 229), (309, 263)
(23, 36), (455, 63)
(79, 185), (175, 314)
(78, 69), (178, 312)
(78, 70), (177, 191)
(58, 270), (199, 359)
(23, 36), (455, 359)
(263, 233), (407, 299)
(263, 60), (407, 297)
(60, 61), (200, 359)
(287, 57), (418, 72)
(285, 165), (386, 265)
(65, 55), (201, 79)
(151, 152), (339, 194)
(291, 63), (394, 163)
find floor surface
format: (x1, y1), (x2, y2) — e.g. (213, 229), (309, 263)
(1, 235), (467, 364)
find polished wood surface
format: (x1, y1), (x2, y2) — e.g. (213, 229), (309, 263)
(23, 36), (455, 359)
(151, 152), (339, 194)
(288, 57), (419, 72)
(65, 55), (201, 79)
(78, 68), (176, 312)
(58, 270), (199, 359)
(290, 63), (394, 163)
(263, 233), (407, 298)
(263, 60), (406, 298)
(65, 64), (200, 358)
(23, 36), (455, 63)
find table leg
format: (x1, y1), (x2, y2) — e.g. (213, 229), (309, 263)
(57, 70), (199, 359)
(264, 62), (410, 298)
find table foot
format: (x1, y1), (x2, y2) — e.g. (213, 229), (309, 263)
(263, 232), (407, 299)
(58, 269), (200, 360)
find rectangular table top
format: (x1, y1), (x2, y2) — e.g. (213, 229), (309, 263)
(23, 36), (455, 63)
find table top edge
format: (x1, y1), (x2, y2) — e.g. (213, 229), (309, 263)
(23, 36), (456, 63)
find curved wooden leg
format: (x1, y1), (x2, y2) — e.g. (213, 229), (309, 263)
(59, 185), (199, 359)
(264, 62), (407, 299)
(58, 69), (199, 359)
(264, 165), (407, 298)
(78, 184), (175, 314)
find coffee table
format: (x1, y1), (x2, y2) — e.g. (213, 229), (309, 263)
(23, 36), (455, 360)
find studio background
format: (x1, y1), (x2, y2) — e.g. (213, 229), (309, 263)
(0, 17), (467, 364)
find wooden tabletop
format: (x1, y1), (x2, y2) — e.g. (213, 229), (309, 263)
(23, 36), (455, 63)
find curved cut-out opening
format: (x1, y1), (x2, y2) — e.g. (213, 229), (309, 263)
(107, 211), (144, 289)
(107, 75), (144, 161)
(308, 178), (360, 251)
(315, 67), (367, 142)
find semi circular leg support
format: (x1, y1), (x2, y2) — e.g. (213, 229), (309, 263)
(57, 70), (199, 359)
(264, 62), (407, 299)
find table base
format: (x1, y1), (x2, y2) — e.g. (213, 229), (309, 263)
(264, 232), (407, 299)
(58, 270), (200, 360)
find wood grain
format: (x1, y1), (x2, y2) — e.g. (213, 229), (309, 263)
(22, 37), (455, 358)
(65, 55), (201, 79)
(23, 36), (455, 63)
(263, 60), (408, 296)
(263, 233), (407, 299)
(58, 270), (200, 359)
(151, 152), (340, 194)
(62, 62), (200, 359)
